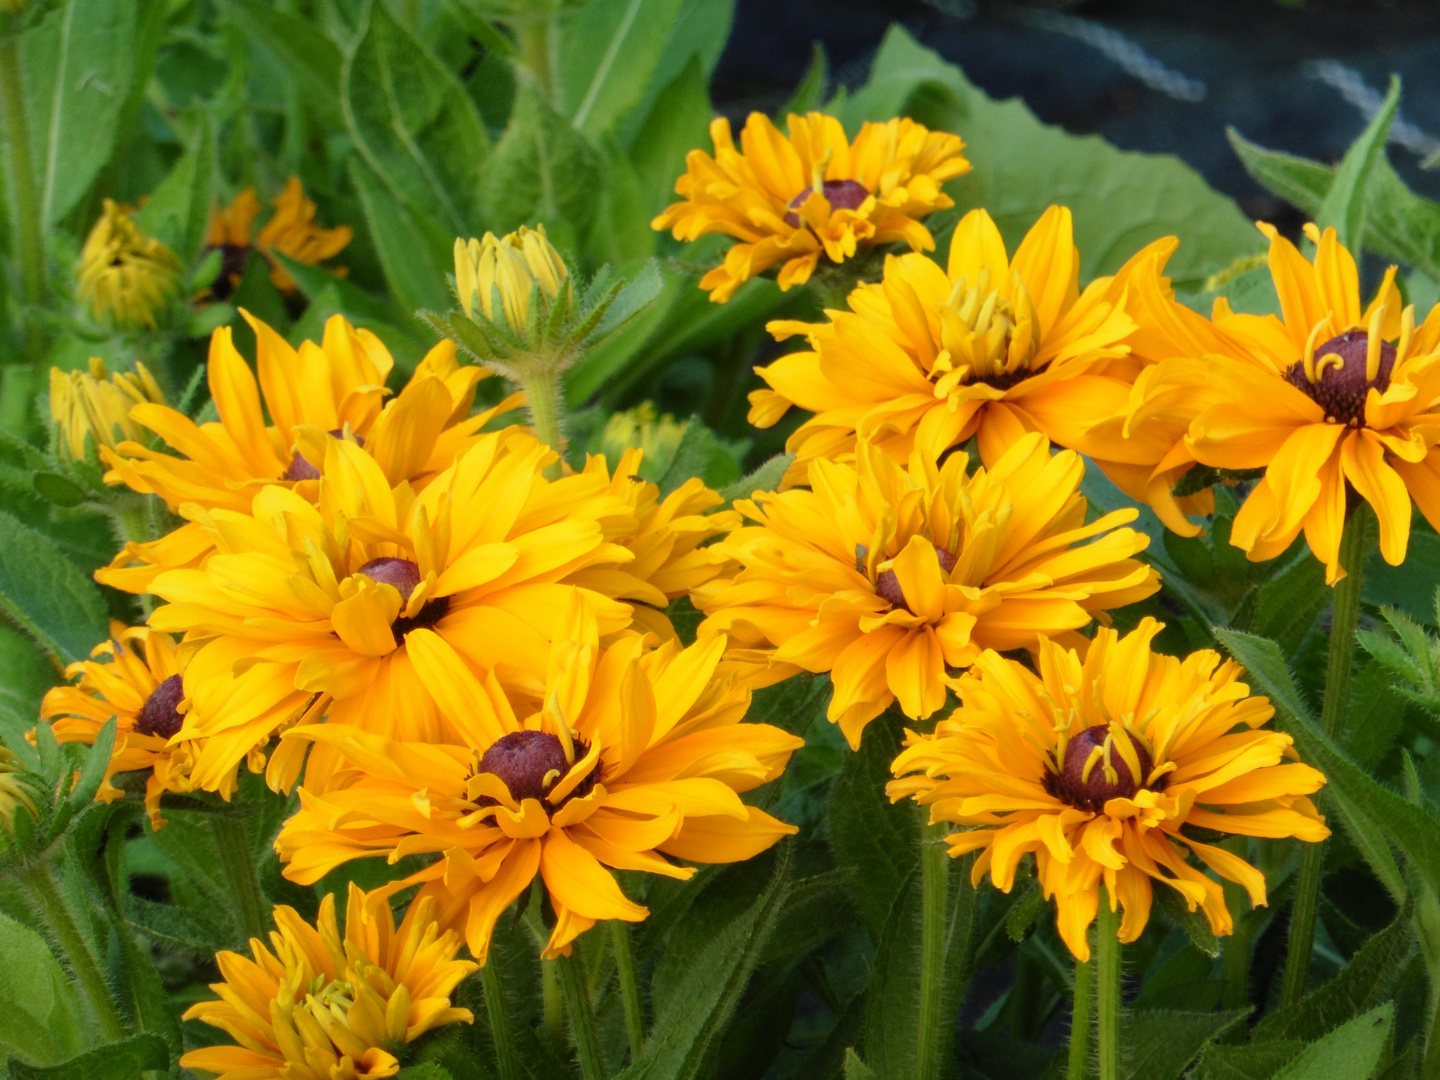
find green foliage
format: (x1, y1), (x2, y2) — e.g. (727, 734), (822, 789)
(6, 1034), (169, 1080)
(0, 511), (109, 665)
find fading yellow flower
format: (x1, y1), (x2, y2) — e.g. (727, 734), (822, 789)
(49, 358), (165, 461)
(889, 619), (1330, 961)
(1117, 223), (1440, 581)
(180, 884), (475, 1080)
(453, 224), (571, 331)
(38, 623), (200, 827)
(653, 112), (970, 302)
(597, 402), (687, 480)
(256, 177), (353, 294)
(0, 747), (39, 837)
(275, 594), (801, 963)
(77, 199), (183, 330)
(693, 433), (1159, 747)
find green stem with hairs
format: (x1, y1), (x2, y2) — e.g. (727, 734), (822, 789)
(22, 862), (126, 1042)
(0, 30), (49, 364)
(915, 817), (950, 1080)
(541, 957), (565, 1042)
(481, 960), (523, 1080)
(557, 949), (606, 1080)
(1068, 949), (1093, 1080)
(519, 365), (565, 480)
(1280, 507), (1369, 1007)
(1095, 886), (1122, 1080)
(611, 920), (645, 1060)
(210, 816), (267, 943)
(515, 16), (552, 98)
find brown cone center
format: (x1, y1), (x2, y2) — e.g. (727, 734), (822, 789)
(357, 557), (450, 640)
(282, 429), (365, 482)
(1283, 330), (1395, 427)
(875, 545), (959, 613)
(784, 179), (871, 227)
(135, 674), (185, 739)
(1043, 725), (1157, 812)
(477, 730), (599, 808)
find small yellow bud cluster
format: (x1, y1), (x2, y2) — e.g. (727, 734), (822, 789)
(76, 199), (183, 331)
(453, 225), (570, 333)
(50, 358), (165, 461)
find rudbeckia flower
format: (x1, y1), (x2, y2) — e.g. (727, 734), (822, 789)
(888, 619), (1330, 961)
(653, 112), (970, 302)
(38, 623), (202, 827)
(180, 884), (475, 1080)
(76, 199), (183, 330)
(692, 433), (1159, 747)
(0, 748), (40, 837)
(1120, 223), (1440, 581)
(98, 312), (521, 593)
(205, 178), (353, 298)
(147, 430), (637, 796)
(274, 594), (801, 962)
(750, 206), (1198, 491)
(49, 358), (165, 461)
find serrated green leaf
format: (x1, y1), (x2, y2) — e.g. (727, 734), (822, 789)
(0, 909), (89, 1066)
(226, 0), (345, 128)
(1121, 1009), (1248, 1080)
(1192, 1040), (1305, 1080)
(1270, 1003), (1392, 1080)
(1367, 530), (1440, 625)
(558, 0), (687, 137)
(348, 158), (452, 316)
(719, 454), (793, 506)
(1330, 783), (1406, 904)
(7, 1034), (168, 1080)
(134, 113), (215, 264)
(1316, 76), (1399, 254)
(843, 1049), (878, 1080)
(1249, 555), (1327, 660)
(629, 55), (713, 217)
(1004, 881), (1045, 943)
(655, 420), (742, 496)
(395, 1065), (456, 1080)
(1155, 881), (1220, 958)
(32, 473), (84, 508)
(67, 717), (114, 809)
(125, 893), (236, 954)
(0, 511), (108, 665)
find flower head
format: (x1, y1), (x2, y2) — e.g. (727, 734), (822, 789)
(0, 747), (39, 838)
(204, 188), (263, 300)
(889, 619), (1330, 960)
(275, 595), (801, 962)
(180, 884), (475, 1080)
(454, 225), (571, 331)
(597, 403), (687, 480)
(77, 199), (183, 330)
(693, 433), (1159, 747)
(1122, 223), (1440, 581)
(39, 623), (198, 827)
(49, 358), (165, 461)
(256, 177), (353, 294)
(654, 112), (969, 302)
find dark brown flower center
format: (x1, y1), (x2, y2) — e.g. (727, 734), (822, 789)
(875, 545), (958, 613)
(134, 674), (185, 739)
(476, 730), (599, 808)
(1283, 330), (1395, 427)
(208, 243), (251, 301)
(357, 557), (450, 641)
(784, 179), (871, 228)
(1043, 724), (1158, 812)
(282, 429), (365, 482)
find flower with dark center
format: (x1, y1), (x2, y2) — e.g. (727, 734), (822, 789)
(476, 730), (599, 809)
(282, 429), (365, 482)
(875, 545), (958, 612)
(783, 179), (871, 228)
(356, 557), (450, 641)
(1283, 330), (1396, 427)
(1044, 724), (1157, 813)
(134, 674), (185, 739)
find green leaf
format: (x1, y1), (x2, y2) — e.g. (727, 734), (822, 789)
(843, 1049), (878, 1080)
(1155, 882), (1220, 958)
(134, 113), (215, 264)
(1004, 882), (1045, 943)
(7, 1034), (168, 1080)
(594, 259), (665, 339)
(0, 510), (108, 665)
(629, 55), (713, 217)
(845, 27), (1258, 283)
(1330, 783), (1406, 904)
(395, 1065), (456, 1080)
(32, 473), (84, 508)
(1121, 1009), (1249, 1080)
(1315, 76), (1399, 254)
(558, 0), (687, 137)
(588, 142), (654, 264)
(67, 717), (115, 809)
(226, 0), (345, 128)
(1193, 1041), (1305, 1080)
(780, 44), (828, 119)
(0, 909), (89, 1066)
(1248, 555), (1327, 660)
(348, 158), (452, 316)
(0, 625), (58, 756)
(1269, 1003), (1393, 1080)
(655, 419), (742, 496)
(19, 0), (142, 225)
(718, 453), (792, 506)
(480, 80), (603, 238)
(1366, 529), (1440, 625)
(344, 0), (489, 235)
(1253, 897), (1412, 1043)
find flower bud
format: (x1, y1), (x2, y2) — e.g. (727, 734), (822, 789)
(454, 225), (570, 332)
(76, 199), (183, 330)
(50, 358), (165, 460)
(0, 747), (39, 838)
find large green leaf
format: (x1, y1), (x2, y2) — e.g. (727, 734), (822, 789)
(1121, 1009), (1249, 1080)
(344, 0), (489, 235)
(1315, 76), (1399, 253)
(348, 158), (452, 316)
(1193, 1041), (1305, 1080)
(0, 511), (108, 665)
(843, 27), (1258, 284)
(7, 1035), (168, 1080)
(1270, 1004), (1393, 1080)
(629, 56), (713, 218)
(134, 114), (214, 264)
(18, 0), (141, 226)
(558, 0), (687, 137)
(0, 910), (89, 1066)
(226, 0), (345, 129)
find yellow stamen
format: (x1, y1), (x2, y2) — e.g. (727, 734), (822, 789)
(546, 693), (576, 765)
(810, 147), (834, 199)
(1100, 733), (1119, 786)
(1079, 745), (1105, 785)
(1314, 351), (1344, 379)
(1301, 315), (1335, 383)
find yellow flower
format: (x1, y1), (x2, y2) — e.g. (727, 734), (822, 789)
(454, 225), (571, 331)
(255, 177), (353, 294)
(204, 188), (263, 300)
(275, 594), (801, 962)
(0, 747), (39, 837)
(1120, 223), (1440, 581)
(77, 199), (183, 330)
(38, 622), (200, 827)
(889, 619), (1330, 961)
(693, 433), (1159, 747)
(750, 206), (1197, 491)
(97, 312), (521, 593)
(653, 112), (970, 302)
(180, 884), (475, 1080)
(146, 429), (639, 798)
(49, 358), (165, 461)
(597, 402), (687, 479)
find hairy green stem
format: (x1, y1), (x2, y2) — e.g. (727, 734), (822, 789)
(1068, 949), (1093, 1080)
(481, 961), (524, 1080)
(1096, 887), (1122, 1080)
(22, 863), (126, 1042)
(210, 816), (267, 943)
(1280, 509), (1368, 1007)
(515, 16), (552, 97)
(611, 919), (645, 1060)
(0, 31), (48, 364)
(557, 950), (606, 1080)
(520, 366), (565, 480)
(916, 817), (950, 1080)
(541, 956), (565, 1042)
(1221, 838), (1254, 1027)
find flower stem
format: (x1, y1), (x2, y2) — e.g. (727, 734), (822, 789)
(915, 817), (950, 1080)
(0, 29), (49, 365)
(515, 15), (552, 98)
(210, 816), (267, 944)
(557, 949), (606, 1080)
(1095, 886), (1122, 1080)
(520, 366), (565, 480)
(1068, 950), (1093, 1080)
(21, 862), (126, 1043)
(611, 919), (645, 1060)
(1280, 508), (1368, 1007)
(481, 960), (524, 1080)
(541, 956), (565, 1041)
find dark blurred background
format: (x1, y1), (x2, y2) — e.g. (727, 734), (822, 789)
(712, 0), (1440, 232)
